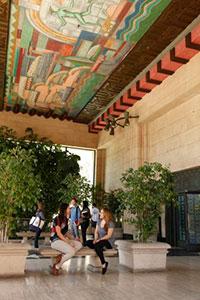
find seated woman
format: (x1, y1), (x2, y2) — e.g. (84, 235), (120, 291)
(86, 208), (114, 275)
(50, 203), (82, 275)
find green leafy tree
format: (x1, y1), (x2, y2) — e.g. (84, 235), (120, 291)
(58, 174), (92, 204)
(20, 141), (80, 220)
(103, 189), (123, 225)
(0, 147), (42, 242)
(91, 184), (105, 208)
(20, 129), (80, 220)
(0, 126), (80, 231)
(120, 162), (177, 242)
(0, 126), (17, 153)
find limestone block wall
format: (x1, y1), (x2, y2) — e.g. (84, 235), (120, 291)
(147, 94), (200, 170)
(98, 119), (140, 191)
(98, 52), (200, 191)
(0, 112), (98, 149)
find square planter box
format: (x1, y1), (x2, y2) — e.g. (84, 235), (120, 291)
(0, 243), (30, 276)
(115, 240), (170, 272)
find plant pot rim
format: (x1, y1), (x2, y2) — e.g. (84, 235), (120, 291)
(0, 242), (31, 249)
(115, 240), (171, 249)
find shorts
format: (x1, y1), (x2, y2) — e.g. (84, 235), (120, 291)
(91, 220), (97, 228)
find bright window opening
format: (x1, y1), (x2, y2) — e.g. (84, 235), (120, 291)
(67, 147), (95, 185)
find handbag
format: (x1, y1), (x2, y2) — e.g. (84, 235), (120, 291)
(29, 216), (45, 229)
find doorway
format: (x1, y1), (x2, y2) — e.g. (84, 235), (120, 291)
(176, 192), (200, 251)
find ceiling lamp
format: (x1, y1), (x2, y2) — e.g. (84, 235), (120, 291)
(104, 111), (139, 135)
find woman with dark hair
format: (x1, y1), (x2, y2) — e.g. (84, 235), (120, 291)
(86, 208), (115, 275)
(80, 201), (91, 246)
(50, 203), (82, 275)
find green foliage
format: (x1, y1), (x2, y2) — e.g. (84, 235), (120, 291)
(0, 126), (80, 230)
(0, 126), (17, 153)
(103, 189), (123, 225)
(0, 147), (42, 241)
(19, 141), (80, 220)
(120, 162), (177, 242)
(91, 184), (105, 208)
(58, 174), (92, 204)
(90, 187), (124, 226)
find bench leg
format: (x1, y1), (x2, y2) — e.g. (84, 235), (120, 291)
(87, 256), (101, 272)
(22, 237), (28, 244)
(44, 237), (50, 245)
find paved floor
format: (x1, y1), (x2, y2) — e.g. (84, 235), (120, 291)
(0, 256), (200, 300)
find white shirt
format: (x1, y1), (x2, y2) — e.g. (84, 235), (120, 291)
(91, 207), (99, 222)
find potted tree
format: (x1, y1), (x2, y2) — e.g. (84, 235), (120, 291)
(115, 162), (177, 272)
(0, 147), (42, 276)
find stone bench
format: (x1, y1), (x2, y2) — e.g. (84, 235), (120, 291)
(39, 246), (118, 271)
(39, 246), (118, 258)
(16, 231), (50, 244)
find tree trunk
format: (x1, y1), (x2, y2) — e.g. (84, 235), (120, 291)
(0, 222), (8, 243)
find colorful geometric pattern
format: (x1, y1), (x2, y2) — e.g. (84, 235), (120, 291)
(4, 0), (171, 120)
(0, 0), (10, 109)
(89, 23), (200, 133)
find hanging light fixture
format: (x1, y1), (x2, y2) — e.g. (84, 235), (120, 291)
(104, 112), (139, 135)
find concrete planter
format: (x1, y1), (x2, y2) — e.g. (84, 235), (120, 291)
(115, 240), (170, 272)
(0, 243), (30, 276)
(113, 227), (123, 239)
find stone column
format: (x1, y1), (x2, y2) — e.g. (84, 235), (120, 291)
(94, 149), (106, 207)
(95, 148), (106, 189)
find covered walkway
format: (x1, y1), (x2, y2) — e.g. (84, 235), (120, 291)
(0, 256), (199, 300)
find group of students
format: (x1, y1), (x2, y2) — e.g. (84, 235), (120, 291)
(30, 198), (115, 276)
(69, 197), (100, 246)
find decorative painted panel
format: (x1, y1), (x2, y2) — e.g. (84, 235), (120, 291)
(0, 0), (10, 108)
(5, 0), (171, 119)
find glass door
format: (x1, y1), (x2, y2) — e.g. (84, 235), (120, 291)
(176, 192), (200, 250)
(187, 193), (200, 246)
(176, 194), (187, 247)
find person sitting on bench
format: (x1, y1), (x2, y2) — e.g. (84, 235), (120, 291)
(86, 208), (115, 275)
(50, 203), (82, 276)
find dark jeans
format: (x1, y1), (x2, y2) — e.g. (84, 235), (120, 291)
(86, 239), (112, 265)
(29, 225), (42, 248)
(81, 220), (89, 246)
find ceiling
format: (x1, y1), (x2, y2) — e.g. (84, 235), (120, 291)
(0, 0), (200, 127)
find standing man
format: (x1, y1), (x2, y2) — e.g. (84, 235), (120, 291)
(70, 197), (81, 240)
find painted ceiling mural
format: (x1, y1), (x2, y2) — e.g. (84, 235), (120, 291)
(5, 0), (171, 120)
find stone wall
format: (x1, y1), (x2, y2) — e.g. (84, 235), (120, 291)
(97, 52), (200, 236)
(0, 112), (98, 149)
(98, 52), (200, 191)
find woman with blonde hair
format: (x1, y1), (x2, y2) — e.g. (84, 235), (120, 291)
(86, 207), (115, 274)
